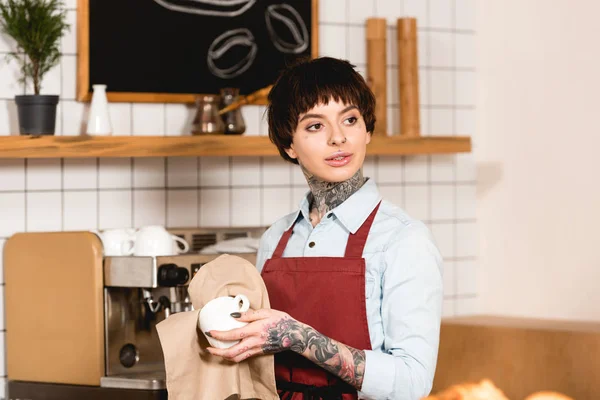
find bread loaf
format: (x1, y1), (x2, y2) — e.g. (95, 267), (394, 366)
(524, 392), (574, 400)
(422, 379), (509, 400)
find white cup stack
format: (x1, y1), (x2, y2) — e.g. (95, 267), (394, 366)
(95, 225), (190, 257)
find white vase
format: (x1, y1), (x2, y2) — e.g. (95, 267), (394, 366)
(86, 84), (112, 135)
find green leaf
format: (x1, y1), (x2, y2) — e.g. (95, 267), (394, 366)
(0, 0), (70, 94)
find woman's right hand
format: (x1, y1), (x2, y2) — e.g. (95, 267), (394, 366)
(205, 308), (310, 362)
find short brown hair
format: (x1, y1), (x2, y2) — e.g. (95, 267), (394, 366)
(267, 57), (376, 164)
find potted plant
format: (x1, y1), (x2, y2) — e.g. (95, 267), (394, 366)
(0, 0), (69, 135)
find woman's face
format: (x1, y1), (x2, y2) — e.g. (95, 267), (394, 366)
(285, 99), (371, 183)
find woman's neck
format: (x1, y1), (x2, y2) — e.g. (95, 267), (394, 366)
(301, 166), (366, 224)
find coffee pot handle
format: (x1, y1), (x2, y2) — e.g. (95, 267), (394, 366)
(234, 294), (250, 313)
(172, 235), (190, 254)
(121, 239), (135, 255)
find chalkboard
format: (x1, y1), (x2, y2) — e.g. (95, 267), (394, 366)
(76, 0), (318, 103)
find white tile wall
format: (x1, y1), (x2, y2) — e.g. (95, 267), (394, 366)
(0, 0), (477, 394)
(167, 157), (198, 187)
(63, 158), (97, 189)
(26, 191), (62, 231)
(133, 158), (166, 188)
(98, 190), (132, 229)
(231, 157), (261, 187)
(98, 159), (131, 189)
(0, 160), (24, 191)
(63, 191), (97, 230)
(167, 189), (199, 227)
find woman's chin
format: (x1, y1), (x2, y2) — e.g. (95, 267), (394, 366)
(315, 166), (360, 183)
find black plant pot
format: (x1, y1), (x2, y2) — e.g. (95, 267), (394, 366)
(15, 95), (59, 135)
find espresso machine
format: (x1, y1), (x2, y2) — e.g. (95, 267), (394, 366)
(4, 230), (257, 400)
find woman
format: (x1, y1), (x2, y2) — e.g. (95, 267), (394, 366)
(206, 57), (443, 400)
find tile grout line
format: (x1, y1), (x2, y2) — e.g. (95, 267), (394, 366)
(228, 157), (233, 227)
(0, 97), (477, 107)
(259, 157), (264, 227)
(452, 0), (459, 313)
(24, 159), (28, 232)
(345, 0), (350, 59)
(96, 158), (100, 229)
(164, 105), (169, 227)
(164, 157), (169, 228)
(130, 158), (134, 227)
(60, 158), (65, 231)
(426, 0), (433, 226)
(0, 180), (478, 194)
(314, 21), (476, 34)
(197, 157), (201, 227)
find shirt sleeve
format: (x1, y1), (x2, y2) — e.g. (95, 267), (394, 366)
(358, 222), (444, 400)
(255, 227), (274, 273)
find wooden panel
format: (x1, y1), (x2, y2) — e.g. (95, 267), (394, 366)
(435, 316), (600, 399)
(397, 18), (421, 137)
(78, 91), (200, 105)
(4, 232), (105, 385)
(0, 135), (471, 158)
(76, 0), (89, 102)
(366, 18), (387, 136)
(368, 136), (471, 156)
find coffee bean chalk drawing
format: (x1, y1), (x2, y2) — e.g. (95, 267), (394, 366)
(207, 28), (258, 79)
(265, 4), (309, 54)
(152, 0), (256, 17)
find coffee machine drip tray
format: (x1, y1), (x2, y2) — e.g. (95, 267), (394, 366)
(101, 371), (166, 390)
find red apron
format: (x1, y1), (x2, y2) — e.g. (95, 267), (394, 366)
(261, 202), (380, 400)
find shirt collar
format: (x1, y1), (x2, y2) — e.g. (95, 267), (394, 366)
(284, 190), (312, 231)
(330, 178), (382, 234)
(285, 178), (382, 234)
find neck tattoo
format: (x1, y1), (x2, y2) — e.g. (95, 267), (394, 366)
(301, 165), (366, 222)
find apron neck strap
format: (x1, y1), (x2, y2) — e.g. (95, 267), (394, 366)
(344, 201), (381, 258)
(271, 201), (382, 259)
(272, 219), (297, 258)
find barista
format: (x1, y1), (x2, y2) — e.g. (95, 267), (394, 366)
(207, 57), (443, 400)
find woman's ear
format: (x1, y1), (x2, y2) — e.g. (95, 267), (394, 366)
(366, 132), (372, 145)
(285, 145), (298, 160)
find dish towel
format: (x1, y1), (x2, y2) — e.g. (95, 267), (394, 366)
(156, 254), (278, 400)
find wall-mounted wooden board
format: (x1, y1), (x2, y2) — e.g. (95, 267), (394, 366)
(77, 0), (319, 103)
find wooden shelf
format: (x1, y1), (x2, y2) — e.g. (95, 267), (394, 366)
(0, 134), (471, 158)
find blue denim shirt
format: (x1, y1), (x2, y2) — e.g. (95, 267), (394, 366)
(256, 178), (444, 400)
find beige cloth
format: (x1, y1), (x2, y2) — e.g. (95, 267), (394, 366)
(156, 254), (278, 400)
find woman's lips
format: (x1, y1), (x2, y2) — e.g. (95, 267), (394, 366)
(324, 153), (353, 167)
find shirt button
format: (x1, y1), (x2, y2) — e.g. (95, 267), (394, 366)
(327, 214), (333, 219)
(308, 241), (316, 248)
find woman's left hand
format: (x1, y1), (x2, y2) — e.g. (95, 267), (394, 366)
(205, 308), (308, 363)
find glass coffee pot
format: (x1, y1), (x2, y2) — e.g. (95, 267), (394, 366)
(219, 88), (246, 135)
(192, 94), (225, 135)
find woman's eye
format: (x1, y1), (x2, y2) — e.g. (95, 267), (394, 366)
(307, 123), (322, 131)
(344, 116), (358, 125)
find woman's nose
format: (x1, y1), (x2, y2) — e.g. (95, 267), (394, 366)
(328, 126), (347, 145)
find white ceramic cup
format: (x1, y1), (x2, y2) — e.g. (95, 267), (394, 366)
(97, 228), (136, 256)
(198, 294), (250, 349)
(133, 225), (190, 256)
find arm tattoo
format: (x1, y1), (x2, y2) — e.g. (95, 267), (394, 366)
(261, 317), (366, 389)
(303, 328), (365, 389)
(261, 316), (308, 354)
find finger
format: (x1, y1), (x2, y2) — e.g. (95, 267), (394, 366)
(207, 321), (261, 342)
(231, 308), (272, 322)
(231, 347), (263, 363)
(208, 345), (263, 363)
(208, 336), (262, 360)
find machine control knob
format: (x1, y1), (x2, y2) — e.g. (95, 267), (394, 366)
(119, 343), (139, 368)
(158, 263), (190, 286)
